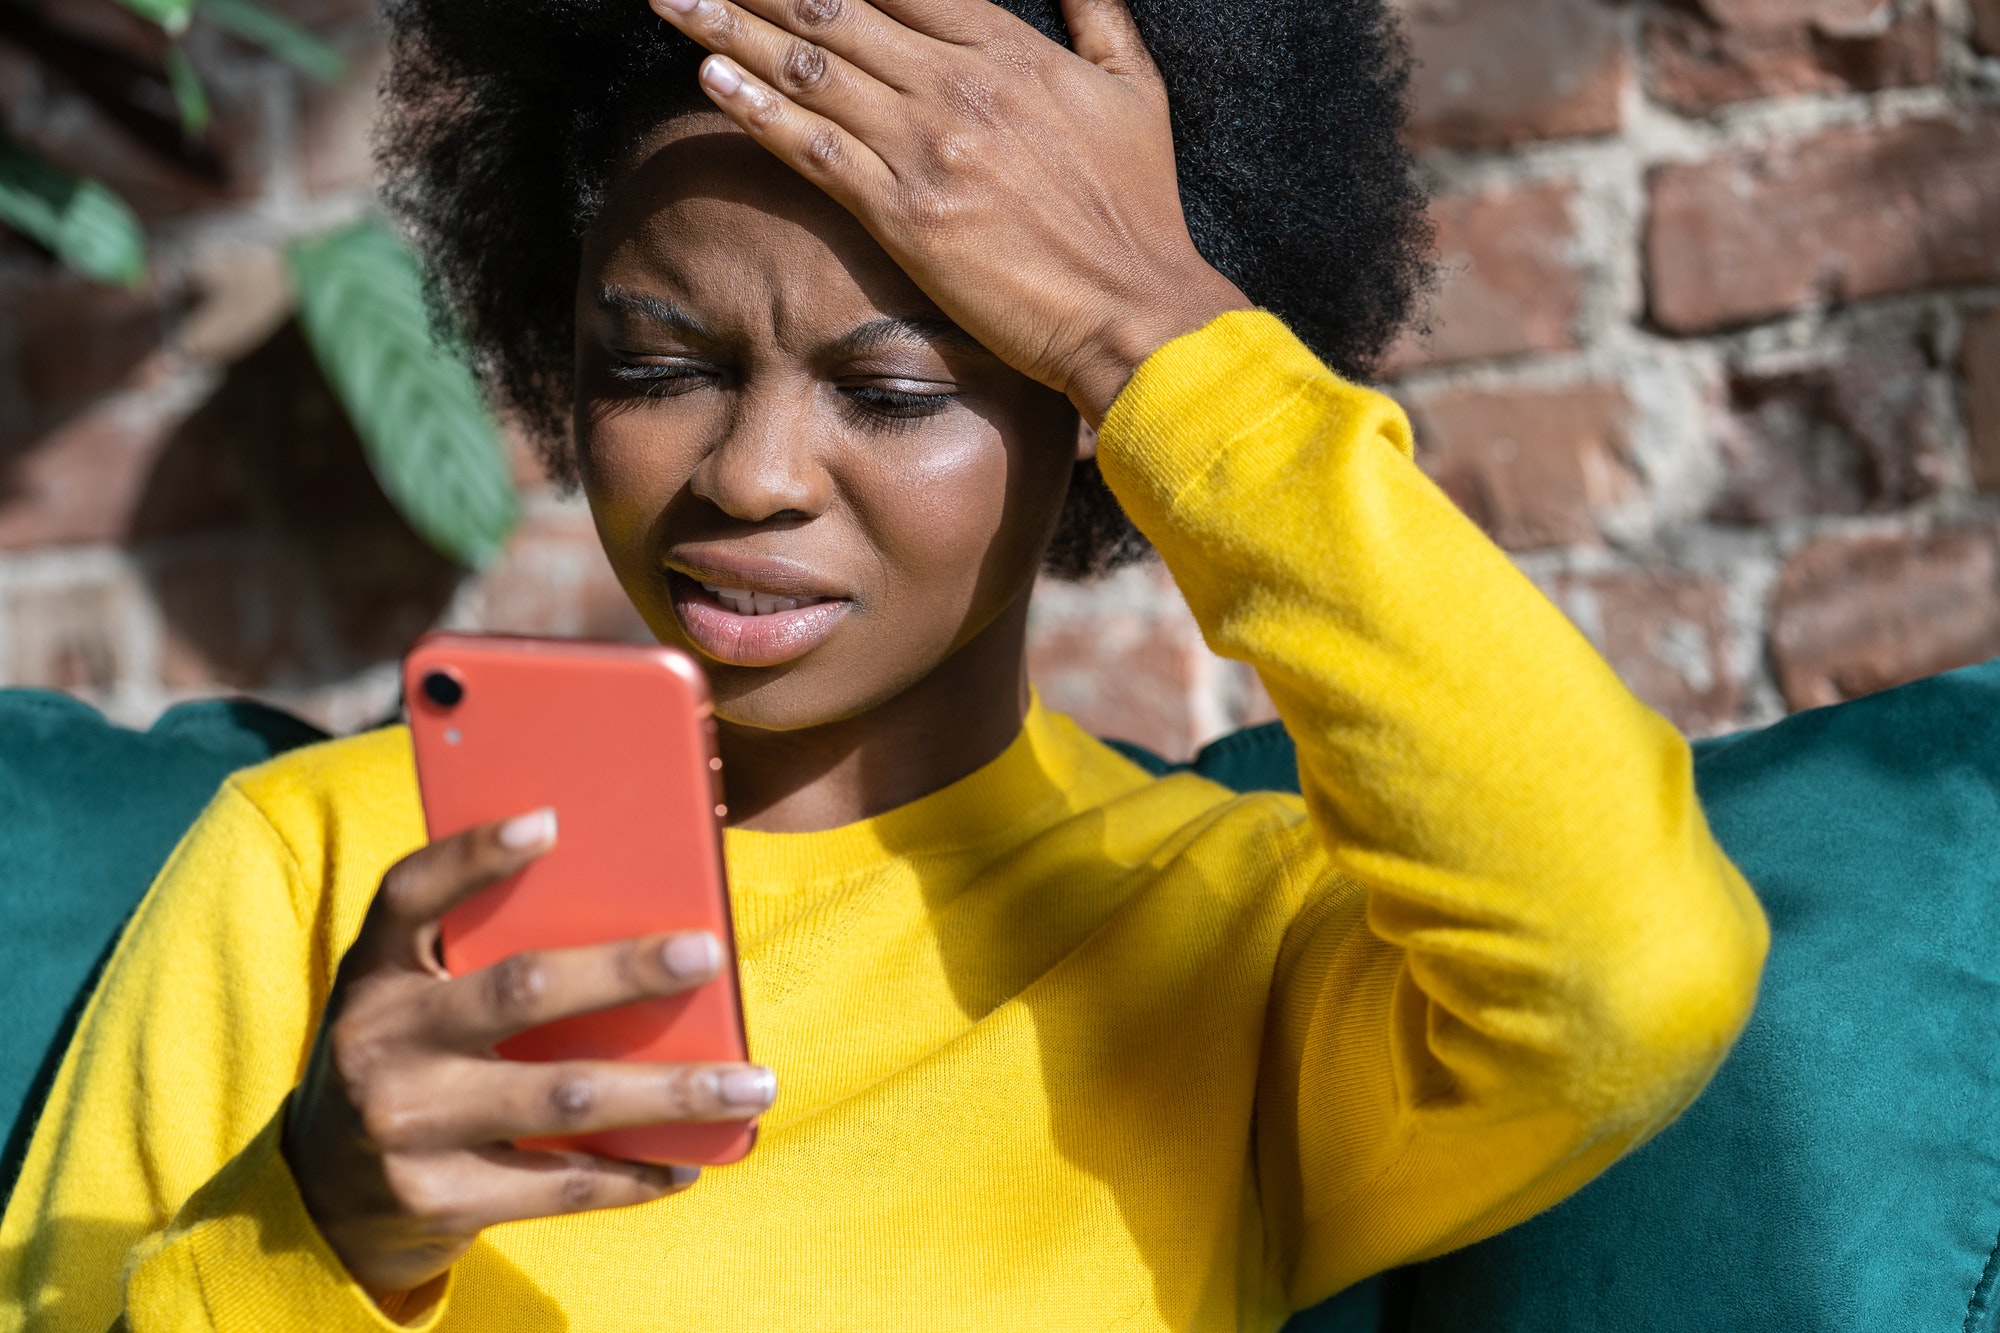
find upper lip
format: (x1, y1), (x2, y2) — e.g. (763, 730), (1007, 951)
(664, 555), (850, 602)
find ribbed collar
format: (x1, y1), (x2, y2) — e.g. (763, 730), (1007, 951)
(722, 697), (1083, 892)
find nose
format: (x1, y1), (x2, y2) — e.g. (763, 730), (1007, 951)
(688, 384), (831, 524)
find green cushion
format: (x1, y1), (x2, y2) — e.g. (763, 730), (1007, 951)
(0, 690), (326, 1192)
(1393, 656), (2000, 1331)
(9, 663), (2000, 1333)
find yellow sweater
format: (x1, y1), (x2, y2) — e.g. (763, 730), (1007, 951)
(1, 313), (1767, 1332)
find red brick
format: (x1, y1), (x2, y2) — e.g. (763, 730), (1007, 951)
(16, 280), (167, 410)
(3, 577), (135, 694)
(178, 245), (291, 365)
(1645, 0), (1939, 114)
(1407, 383), (1640, 551)
(299, 41), (386, 196)
(1385, 180), (1584, 373)
(1965, 309), (2000, 491)
(0, 404), (172, 550)
(137, 325), (462, 689)
(463, 503), (652, 643)
(1551, 571), (1740, 734)
(1972, 0), (2000, 54)
(6, 34), (264, 221)
(1708, 343), (1947, 524)
(1401, 0), (1627, 152)
(1647, 116), (2000, 334)
(1771, 527), (2000, 709)
(1027, 566), (1204, 760)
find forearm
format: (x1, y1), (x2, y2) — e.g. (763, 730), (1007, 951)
(1097, 310), (1769, 1294)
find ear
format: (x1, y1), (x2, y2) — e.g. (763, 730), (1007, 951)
(1076, 417), (1098, 462)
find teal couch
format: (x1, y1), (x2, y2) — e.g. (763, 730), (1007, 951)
(7, 661), (2000, 1329)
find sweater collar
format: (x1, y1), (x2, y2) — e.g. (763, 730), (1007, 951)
(721, 696), (1083, 891)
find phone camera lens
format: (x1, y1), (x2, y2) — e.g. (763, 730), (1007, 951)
(421, 670), (464, 709)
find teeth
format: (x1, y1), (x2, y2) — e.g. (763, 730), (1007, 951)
(698, 580), (821, 617)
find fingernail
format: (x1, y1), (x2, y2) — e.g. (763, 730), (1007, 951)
(499, 808), (557, 851)
(669, 1164), (702, 1189)
(653, 0), (696, 11)
(720, 1066), (776, 1110)
(700, 55), (743, 96)
(663, 932), (720, 980)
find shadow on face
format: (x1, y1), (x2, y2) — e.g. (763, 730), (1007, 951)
(573, 113), (1081, 736)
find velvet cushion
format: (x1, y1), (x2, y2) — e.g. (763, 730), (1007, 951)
(8, 662), (2000, 1332)
(0, 690), (325, 1192)
(1389, 656), (2000, 1331)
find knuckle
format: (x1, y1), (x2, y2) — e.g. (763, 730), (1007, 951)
(559, 1167), (602, 1212)
(547, 1076), (599, 1126)
(329, 1020), (389, 1091)
(665, 1066), (718, 1116)
(358, 1093), (429, 1151)
(801, 125), (844, 173)
(792, 0), (840, 28)
(382, 1159), (457, 1225)
(778, 40), (829, 94)
(485, 954), (548, 1020)
(744, 88), (785, 130)
(705, 3), (740, 41)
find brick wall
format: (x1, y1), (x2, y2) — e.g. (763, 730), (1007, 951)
(2, 0), (1997, 757)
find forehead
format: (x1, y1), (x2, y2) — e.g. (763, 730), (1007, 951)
(588, 112), (935, 329)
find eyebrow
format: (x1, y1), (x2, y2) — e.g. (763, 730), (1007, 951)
(595, 287), (987, 360)
(824, 316), (988, 360)
(597, 287), (718, 343)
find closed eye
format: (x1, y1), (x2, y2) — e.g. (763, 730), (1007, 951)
(606, 360), (715, 398)
(840, 384), (956, 423)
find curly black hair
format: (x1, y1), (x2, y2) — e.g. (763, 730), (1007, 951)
(378, 0), (1432, 579)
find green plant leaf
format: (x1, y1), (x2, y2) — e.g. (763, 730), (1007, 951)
(0, 140), (146, 287)
(198, 0), (346, 82)
(288, 220), (517, 569)
(163, 46), (211, 136)
(112, 0), (193, 35)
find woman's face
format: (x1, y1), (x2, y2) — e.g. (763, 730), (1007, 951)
(574, 113), (1080, 733)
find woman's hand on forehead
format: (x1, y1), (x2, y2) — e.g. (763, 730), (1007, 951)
(646, 0), (1250, 426)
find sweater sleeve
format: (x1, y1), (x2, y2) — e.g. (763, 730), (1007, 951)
(1096, 311), (1770, 1308)
(0, 775), (444, 1332)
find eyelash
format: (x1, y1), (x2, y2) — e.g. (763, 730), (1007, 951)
(607, 362), (956, 425)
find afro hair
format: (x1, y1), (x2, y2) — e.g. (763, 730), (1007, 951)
(378, 0), (1433, 579)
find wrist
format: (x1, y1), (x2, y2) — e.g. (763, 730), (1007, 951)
(1065, 262), (1251, 426)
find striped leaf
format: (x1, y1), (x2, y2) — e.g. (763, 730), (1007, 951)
(198, 0), (346, 82)
(288, 220), (518, 569)
(0, 139), (145, 287)
(112, 0), (193, 34)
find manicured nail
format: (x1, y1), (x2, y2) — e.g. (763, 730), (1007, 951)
(669, 1164), (702, 1189)
(720, 1066), (776, 1110)
(663, 932), (721, 980)
(499, 808), (557, 851)
(701, 55), (744, 96)
(653, 0), (696, 12)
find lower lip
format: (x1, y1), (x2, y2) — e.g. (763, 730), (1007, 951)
(669, 575), (852, 668)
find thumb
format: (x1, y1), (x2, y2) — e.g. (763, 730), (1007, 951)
(1059, 0), (1150, 74)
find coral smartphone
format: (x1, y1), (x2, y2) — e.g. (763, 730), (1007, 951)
(402, 632), (755, 1167)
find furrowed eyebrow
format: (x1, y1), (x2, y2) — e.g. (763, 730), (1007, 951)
(597, 287), (718, 343)
(823, 316), (988, 361)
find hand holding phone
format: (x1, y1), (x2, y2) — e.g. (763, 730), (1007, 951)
(282, 813), (775, 1299)
(403, 633), (757, 1168)
(281, 634), (772, 1301)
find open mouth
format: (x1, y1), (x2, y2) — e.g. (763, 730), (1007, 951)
(669, 572), (852, 669)
(698, 582), (833, 617)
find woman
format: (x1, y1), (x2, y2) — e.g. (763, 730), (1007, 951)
(0, 0), (1769, 1328)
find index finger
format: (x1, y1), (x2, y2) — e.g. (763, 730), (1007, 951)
(359, 810), (558, 974)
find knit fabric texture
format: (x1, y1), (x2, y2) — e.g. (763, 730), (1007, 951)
(1, 313), (1766, 1332)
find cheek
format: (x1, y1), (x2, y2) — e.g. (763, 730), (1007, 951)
(844, 407), (1066, 631)
(576, 408), (702, 563)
